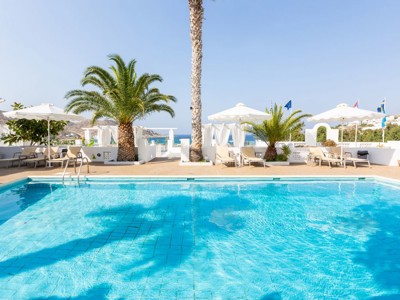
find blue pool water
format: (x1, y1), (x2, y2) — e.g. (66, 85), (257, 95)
(0, 178), (399, 299)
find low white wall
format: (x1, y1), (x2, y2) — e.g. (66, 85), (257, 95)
(140, 144), (156, 162)
(81, 145), (156, 163)
(81, 146), (118, 162)
(0, 146), (23, 158)
(254, 146), (309, 164)
(343, 147), (400, 166)
(156, 145), (181, 158)
(202, 146), (216, 163)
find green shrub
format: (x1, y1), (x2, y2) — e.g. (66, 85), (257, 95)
(275, 154), (287, 161)
(322, 139), (337, 147)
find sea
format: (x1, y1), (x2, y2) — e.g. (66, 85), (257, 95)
(148, 134), (256, 146)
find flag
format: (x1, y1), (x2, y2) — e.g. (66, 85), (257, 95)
(382, 116), (387, 128)
(377, 99), (385, 113)
(284, 100), (292, 110)
(353, 100), (358, 108)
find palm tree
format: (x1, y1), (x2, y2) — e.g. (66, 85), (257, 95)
(65, 54), (177, 161)
(245, 104), (311, 161)
(188, 0), (204, 162)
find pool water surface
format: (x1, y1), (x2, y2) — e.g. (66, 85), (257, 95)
(0, 178), (399, 299)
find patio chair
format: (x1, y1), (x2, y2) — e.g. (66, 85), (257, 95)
(47, 146), (82, 169)
(18, 146), (37, 159)
(330, 147), (371, 168)
(308, 147), (343, 168)
(15, 147), (40, 167)
(241, 146), (267, 167)
(216, 145), (237, 167)
(0, 152), (24, 168)
(24, 152), (47, 168)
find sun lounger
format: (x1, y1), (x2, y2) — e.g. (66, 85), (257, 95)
(0, 152), (23, 168)
(330, 147), (371, 168)
(24, 152), (47, 168)
(308, 147), (343, 168)
(241, 147), (267, 167)
(18, 147), (38, 160)
(216, 145), (237, 167)
(47, 146), (82, 169)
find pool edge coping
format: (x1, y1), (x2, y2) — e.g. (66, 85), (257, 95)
(29, 174), (400, 184)
(2, 175), (400, 186)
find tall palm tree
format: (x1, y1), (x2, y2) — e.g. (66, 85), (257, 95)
(245, 104), (311, 161)
(188, 0), (204, 162)
(65, 54), (177, 161)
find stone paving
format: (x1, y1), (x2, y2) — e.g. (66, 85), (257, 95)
(1, 158), (400, 184)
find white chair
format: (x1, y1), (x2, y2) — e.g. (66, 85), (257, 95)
(308, 147), (343, 168)
(241, 147), (267, 167)
(330, 147), (371, 168)
(216, 145), (237, 167)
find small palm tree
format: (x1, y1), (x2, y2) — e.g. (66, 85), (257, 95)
(245, 104), (311, 161)
(65, 54), (177, 161)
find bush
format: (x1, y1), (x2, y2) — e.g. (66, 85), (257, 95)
(275, 154), (287, 161)
(322, 139), (337, 147)
(271, 145), (292, 161)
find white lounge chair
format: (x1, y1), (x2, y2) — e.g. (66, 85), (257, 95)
(47, 146), (82, 169)
(0, 152), (23, 168)
(241, 147), (267, 167)
(24, 152), (47, 168)
(216, 145), (236, 167)
(330, 147), (371, 168)
(308, 147), (343, 168)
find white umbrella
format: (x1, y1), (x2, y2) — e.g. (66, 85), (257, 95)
(308, 103), (383, 158)
(208, 102), (271, 122)
(4, 103), (84, 157)
(208, 103), (271, 147)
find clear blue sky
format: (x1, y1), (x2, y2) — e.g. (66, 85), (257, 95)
(1, 0), (399, 133)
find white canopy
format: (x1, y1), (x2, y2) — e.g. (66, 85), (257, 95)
(4, 103), (84, 157)
(308, 103), (383, 123)
(308, 103), (384, 159)
(4, 103), (84, 122)
(208, 102), (271, 122)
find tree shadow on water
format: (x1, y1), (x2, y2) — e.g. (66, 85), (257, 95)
(30, 283), (112, 300)
(260, 292), (282, 300)
(1, 188), (253, 297)
(344, 202), (400, 298)
(118, 192), (252, 280)
(0, 203), (159, 278)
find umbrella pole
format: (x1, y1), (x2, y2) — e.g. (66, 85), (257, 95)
(340, 122), (344, 162)
(47, 119), (51, 159)
(354, 123), (358, 147)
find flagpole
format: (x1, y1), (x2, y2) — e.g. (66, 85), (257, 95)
(289, 106), (292, 142)
(383, 97), (386, 144)
(354, 123), (358, 146)
(354, 99), (359, 147)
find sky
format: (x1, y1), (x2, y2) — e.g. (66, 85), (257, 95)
(0, 0), (399, 133)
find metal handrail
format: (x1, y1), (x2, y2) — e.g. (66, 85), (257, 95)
(62, 158), (70, 184)
(77, 157), (90, 184)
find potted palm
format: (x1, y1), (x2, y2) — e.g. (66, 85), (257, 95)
(245, 103), (310, 164)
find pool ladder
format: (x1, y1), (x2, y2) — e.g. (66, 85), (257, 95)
(62, 157), (90, 185)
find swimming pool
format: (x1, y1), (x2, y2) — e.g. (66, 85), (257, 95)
(0, 177), (399, 299)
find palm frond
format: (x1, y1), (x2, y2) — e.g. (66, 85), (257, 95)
(65, 54), (176, 127)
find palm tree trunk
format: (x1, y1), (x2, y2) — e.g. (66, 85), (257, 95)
(264, 143), (277, 161)
(117, 123), (135, 161)
(189, 0), (203, 162)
